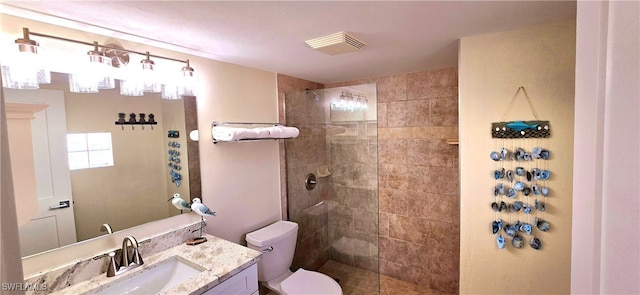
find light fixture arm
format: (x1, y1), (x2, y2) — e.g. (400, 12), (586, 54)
(23, 27), (189, 65)
(15, 27), (38, 49)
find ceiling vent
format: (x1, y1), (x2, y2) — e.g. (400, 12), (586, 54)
(305, 32), (367, 56)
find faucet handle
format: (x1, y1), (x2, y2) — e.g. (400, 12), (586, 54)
(106, 252), (118, 277)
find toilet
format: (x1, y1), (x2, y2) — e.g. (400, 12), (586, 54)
(246, 221), (342, 295)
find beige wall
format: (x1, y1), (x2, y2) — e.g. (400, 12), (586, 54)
(189, 38), (281, 244)
(62, 90), (177, 240)
(2, 12), (282, 275)
(459, 19), (575, 294)
(195, 55), (281, 244)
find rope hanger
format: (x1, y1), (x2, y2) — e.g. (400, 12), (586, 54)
(500, 86), (540, 121)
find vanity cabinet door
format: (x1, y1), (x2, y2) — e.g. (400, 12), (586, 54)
(203, 263), (258, 295)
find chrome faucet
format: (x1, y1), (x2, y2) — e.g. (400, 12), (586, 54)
(100, 223), (113, 235)
(107, 236), (144, 277)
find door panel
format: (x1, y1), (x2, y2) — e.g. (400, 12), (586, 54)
(5, 89), (77, 256)
(18, 216), (59, 255)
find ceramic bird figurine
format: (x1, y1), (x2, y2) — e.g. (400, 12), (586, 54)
(186, 197), (213, 246)
(191, 198), (216, 217)
(168, 193), (191, 211)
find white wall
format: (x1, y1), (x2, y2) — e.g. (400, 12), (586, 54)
(571, 1), (640, 293)
(459, 19), (576, 294)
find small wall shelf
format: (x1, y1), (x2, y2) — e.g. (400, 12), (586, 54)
(114, 122), (158, 126)
(446, 138), (459, 145)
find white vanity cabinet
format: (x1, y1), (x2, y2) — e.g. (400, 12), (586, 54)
(203, 263), (259, 295)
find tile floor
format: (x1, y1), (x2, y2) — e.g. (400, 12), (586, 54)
(260, 260), (438, 295)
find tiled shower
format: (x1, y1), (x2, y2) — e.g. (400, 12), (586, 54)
(278, 67), (459, 294)
(284, 84), (379, 276)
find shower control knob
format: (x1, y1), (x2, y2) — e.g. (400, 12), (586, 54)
(305, 173), (317, 191)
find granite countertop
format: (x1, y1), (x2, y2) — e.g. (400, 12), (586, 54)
(50, 234), (262, 295)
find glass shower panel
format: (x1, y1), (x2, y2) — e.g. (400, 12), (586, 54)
(285, 84), (379, 293)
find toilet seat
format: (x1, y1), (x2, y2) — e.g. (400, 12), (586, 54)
(280, 269), (342, 295)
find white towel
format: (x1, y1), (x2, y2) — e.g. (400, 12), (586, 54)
(264, 126), (299, 139)
(212, 126), (258, 141)
(281, 126), (300, 138)
(253, 127), (271, 138)
(212, 126), (299, 141)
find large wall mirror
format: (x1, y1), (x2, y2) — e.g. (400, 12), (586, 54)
(4, 72), (201, 258)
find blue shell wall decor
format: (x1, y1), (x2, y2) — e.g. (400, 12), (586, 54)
(491, 120), (550, 139)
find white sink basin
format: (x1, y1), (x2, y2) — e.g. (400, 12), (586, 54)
(95, 256), (206, 294)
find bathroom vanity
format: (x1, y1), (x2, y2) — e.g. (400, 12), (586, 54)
(27, 231), (261, 295)
(56, 233), (258, 294)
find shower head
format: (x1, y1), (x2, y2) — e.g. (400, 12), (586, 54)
(305, 89), (321, 102)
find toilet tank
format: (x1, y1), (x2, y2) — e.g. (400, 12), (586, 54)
(246, 221), (298, 282)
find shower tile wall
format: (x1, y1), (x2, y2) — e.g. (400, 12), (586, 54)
(287, 125), (330, 271)
(276, 74), (323, 221)
(325, 120), (379, 273)
(276, 75), (329, 270)
(326, 67), (460, 294)
(277, 68), (459, 294)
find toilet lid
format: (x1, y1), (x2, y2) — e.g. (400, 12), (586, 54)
(281, 269), (342, 295)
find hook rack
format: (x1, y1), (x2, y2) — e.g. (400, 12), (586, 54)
(115, 112), (158, 130)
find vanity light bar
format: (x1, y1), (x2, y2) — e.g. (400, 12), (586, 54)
(24, 27), (188, 64)
(4, 27), (199, 97)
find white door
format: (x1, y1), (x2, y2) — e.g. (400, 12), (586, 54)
(5, 89), (77, 256)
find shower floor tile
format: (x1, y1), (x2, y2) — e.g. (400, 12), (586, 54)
(318, 260), (438, 295)
(260, 260), (438, 295)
